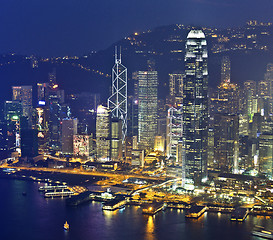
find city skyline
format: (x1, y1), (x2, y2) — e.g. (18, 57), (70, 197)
(2, 2), (273, 239)
(1, 23), (273, 239)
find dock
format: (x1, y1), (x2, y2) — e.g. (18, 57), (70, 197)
(142, 201), (166, 215)
(230, 208), (249, 221)
(66, 191), (92, 206)
(102, 197), (127, 211)
(185, 205), (207, 218)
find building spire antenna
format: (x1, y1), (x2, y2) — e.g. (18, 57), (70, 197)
(115, 46), (118, 63)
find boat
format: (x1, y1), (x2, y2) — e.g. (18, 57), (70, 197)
(39, 185), (67, 192)
(64, 221), (69, 230)
(252, 226), (273, 239)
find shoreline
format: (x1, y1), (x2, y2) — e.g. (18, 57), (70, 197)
(0, 168), (106, 186)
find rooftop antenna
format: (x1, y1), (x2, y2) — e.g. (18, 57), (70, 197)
(115, 46), (118, 63)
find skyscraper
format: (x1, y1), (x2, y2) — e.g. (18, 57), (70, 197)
(214, 114), (239, 173)
(182, 30), (208, 184)
(108, 48), (127, 143)
(61, 118), (78, 154)
(168, 72), (184, 106)
(20, 127), (38, 158)
(48, 68), (57, 89)
(221, 56), (231, 84)
(12, 86), (32, 121)
(110, 118), (122, 160)
(37, 83), (49, 103)
(96, 105), (111, 160)
(48, 94), (62, 151)
(258, 134), (273, 178)
(4, 101), (22, 152)
(137, 70), (158, 150)
(243, 80), (257, 116)
(265, 63), (273, 114)
(258, 79), (270, 116)
(216, 82), (239, 115)
(166, 107), (183, 161)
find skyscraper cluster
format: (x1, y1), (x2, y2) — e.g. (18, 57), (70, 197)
(2, 27), (273, 185)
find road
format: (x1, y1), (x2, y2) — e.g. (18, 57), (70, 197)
(0, 164), (166, 182)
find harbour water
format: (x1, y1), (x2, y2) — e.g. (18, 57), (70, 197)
(0, 178), (272, 240)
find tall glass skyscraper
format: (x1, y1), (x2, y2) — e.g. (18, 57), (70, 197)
(96, 105), (111, 160)
(137, 70), (158, 150)
(182, 30), (208, 184)
(108, 48), (127, 143)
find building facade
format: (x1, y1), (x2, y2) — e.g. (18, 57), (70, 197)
(61, 118), (78, 154)
(182, 30), (209, 183)
(96, 105), (111, 160)
(137, 70), (158, 150)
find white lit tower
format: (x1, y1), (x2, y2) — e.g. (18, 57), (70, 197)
(108, 47), (127, 143)
(183, 30), (209, 184)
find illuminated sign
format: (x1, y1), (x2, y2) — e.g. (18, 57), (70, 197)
(38, 100), (46, 106)
(73, 135), (91, 156)
(37, 108), (45, 136)
(11, 115), (19, 121)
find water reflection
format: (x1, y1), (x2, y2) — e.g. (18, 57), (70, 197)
(145, 216), (156, 240)
(103, 208), (118, 227)
(3, 179), (273, 240)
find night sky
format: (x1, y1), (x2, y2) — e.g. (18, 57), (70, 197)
(1, 0), (273, 56)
